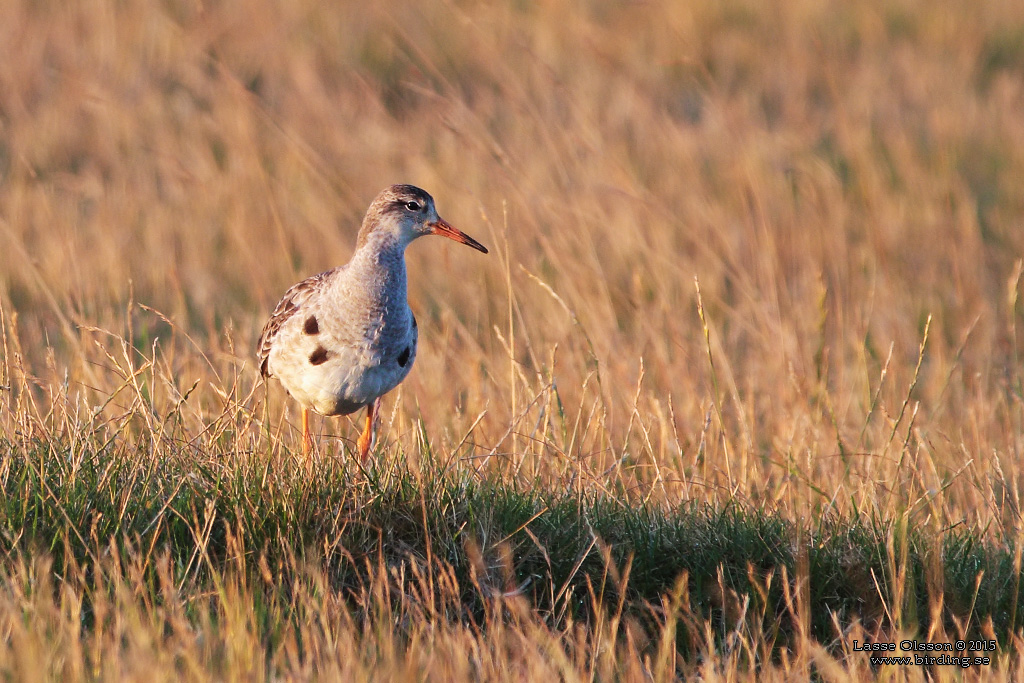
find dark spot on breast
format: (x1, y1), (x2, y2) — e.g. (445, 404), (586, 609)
(309, 345), (330, 366)
(412, 313), (417, 330)
(397, 345), (411, 368)
(304, 315), (319, 335)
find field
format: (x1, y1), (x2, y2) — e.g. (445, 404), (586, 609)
(2, 0), (1024, 679)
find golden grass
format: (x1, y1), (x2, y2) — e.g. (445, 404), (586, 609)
(2, 0), (1024, 678)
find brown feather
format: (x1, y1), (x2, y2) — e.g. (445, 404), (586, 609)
(257, 269), (332, 377)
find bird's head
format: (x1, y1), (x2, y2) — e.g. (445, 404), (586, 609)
(357, 184), (488, 254)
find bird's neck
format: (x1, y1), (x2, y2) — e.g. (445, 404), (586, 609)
(344, 233), (409, 308)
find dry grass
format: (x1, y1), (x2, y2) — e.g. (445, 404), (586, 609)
(2, 0), (1024, 679)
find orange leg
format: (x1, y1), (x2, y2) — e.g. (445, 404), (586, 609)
(301, 407), (312, 458)
(356, 398), (380, 462)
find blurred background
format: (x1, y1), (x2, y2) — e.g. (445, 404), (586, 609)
(2, 0), (1024, 526)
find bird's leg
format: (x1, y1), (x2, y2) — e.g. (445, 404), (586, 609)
(356, 398), (380, 462)
(301, 407), (312, 458)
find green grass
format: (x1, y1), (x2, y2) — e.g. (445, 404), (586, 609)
(2, 434), (1020, 667)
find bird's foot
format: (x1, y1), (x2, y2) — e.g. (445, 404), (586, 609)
(356, 398), (381, 462)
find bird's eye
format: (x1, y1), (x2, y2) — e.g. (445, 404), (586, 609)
(405, 201), (422, 212)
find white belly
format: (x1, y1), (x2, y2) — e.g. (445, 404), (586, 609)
(269, 329), (416, 416)
(298, 349), (411, 415)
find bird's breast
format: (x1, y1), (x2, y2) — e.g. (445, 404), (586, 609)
(271, 302), (416, 416)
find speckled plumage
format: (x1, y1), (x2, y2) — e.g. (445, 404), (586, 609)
(257, 184), (487, 458)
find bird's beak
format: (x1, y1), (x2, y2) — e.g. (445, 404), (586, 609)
(429, 217), (488, 254)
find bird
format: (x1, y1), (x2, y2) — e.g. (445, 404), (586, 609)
(257, 184), (488, 460)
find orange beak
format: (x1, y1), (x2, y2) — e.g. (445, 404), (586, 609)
(429, 217), (488, 254)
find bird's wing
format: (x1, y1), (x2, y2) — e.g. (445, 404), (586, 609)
(257, 268), (335, 378)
